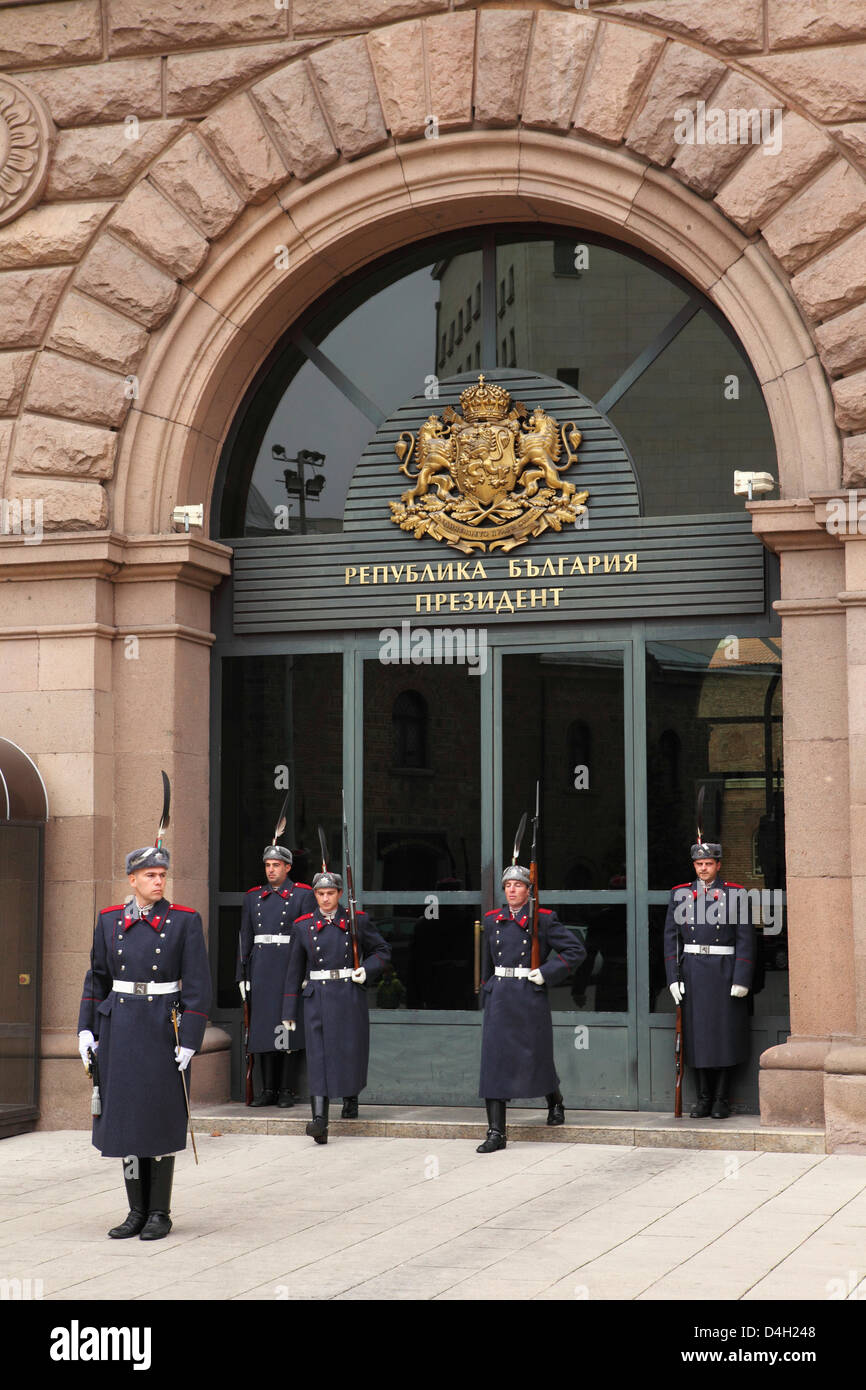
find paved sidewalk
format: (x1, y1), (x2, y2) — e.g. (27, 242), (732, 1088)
(1, 1130), (865, 1301)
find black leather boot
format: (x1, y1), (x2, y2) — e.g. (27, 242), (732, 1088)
(690, 1070), (712, 1119)
(341, 1096), (359, 1119)
(545, 1089), (565, 1126)
(476, 1099), (507, 1153)
(711, 1068), (732, 1119)
(140, 1156), (174, 1240)
(251, 1052), (277, 1107)
(277, 1050), (295, 1108)
(306, 1096), (329, 1144)
(108, 1157), (149, 1238)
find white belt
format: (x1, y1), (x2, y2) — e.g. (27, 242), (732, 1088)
(112, 980), (181, 995)
(683, 945), (734, 956)
(254, 934), (292, 945)
(494, 966), (533, 978)
(309, 968), (353, 980)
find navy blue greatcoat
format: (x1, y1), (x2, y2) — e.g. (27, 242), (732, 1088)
(78, 899), (211, 1158)
(282, 908), (390, 1097)
(479, 906), (585, 1100)
(663, 878), (755, 1068)
(236, 880), (315, 1053)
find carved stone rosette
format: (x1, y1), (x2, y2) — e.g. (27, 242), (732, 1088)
(0, 76), (54, 227)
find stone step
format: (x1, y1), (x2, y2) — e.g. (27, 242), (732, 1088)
(191, 1103), (825, 1153)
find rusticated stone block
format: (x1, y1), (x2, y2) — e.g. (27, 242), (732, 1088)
(843, 435), (866, 488)
(714, 113), (834, 235)
(573, 22), (664, 144)
(367, 21), (426, 140)
(200, 94), (288, 204)
(166, 40), (323, 118)
(293, 0), (447, 33)
(0, 0), (101, 69)
(627, 41), (725, 166)
(832, 367), (866, 432)
(475, 10), (533, 127)
(45, 120), (185, 201)
(522, 11), (596, 132)
(763, 161), (866, 274)
(671, 72), (782, 197)
(23, 59), (162, 127)
(149, 132), (245, 240)
(833, 124), (866, 172)
(744, 48), (866, 123)
(252, 64), (337, 181)
(12, 412), (118, 480)
(595, 0), (763, 54)
(792, 225), (866, 322)
(423, 12), (476, 130)
(769, 0), (866, 48)
(0, 351), (34, 415)
(75, 233), (180, 329)
(110, 182), (209, 280)
(6, 475), (108, 530)
(0, 202), (110, 270)
(308, 38), (388, 160)
(48, 290), (149, 374)
(27, 351), (132, 429)
(107, 0), (284, 57)
(0, 267), (70, 348)
(815, 302), (866, 377)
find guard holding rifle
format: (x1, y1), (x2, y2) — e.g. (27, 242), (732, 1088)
(281, 806), (390, 1144)
(664, 836), (755, 1119)
(77, 776), (210, 1239)
(477, 793), (585, 1153)
(237, 794), (314, 1108)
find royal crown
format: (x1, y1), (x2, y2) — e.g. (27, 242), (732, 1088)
(459, 374), (511, 423)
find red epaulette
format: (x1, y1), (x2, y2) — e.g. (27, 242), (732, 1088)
(295, 882), (312, 890)
(538, 908), (553, 915)
(484, 909), (499, 918)
(102, 903), (124, 913)
(672, 882), (691, 890)
(246, 885), (262, 894)
(296, 912), (313, 922)
(724, 882), (744, 889)
(170, 903), (195, 912)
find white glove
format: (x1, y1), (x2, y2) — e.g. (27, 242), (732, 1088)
(78, 1029), (96, 1071)
(527, 968), (544, 985)
(669, 982), (685, 1005)
(175, 1046), (195, 1071)
(730, 985), (749, 998)
(351, 967), (366, 984)
(238, 981), (248, 1001)
(281, 1020), (297, 1032)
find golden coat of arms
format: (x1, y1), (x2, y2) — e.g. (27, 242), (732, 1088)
(389, 376), (589, 554)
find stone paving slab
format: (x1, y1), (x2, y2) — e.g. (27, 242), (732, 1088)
(0, 1129), (862, 1302)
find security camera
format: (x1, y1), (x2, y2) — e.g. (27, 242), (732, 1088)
(171, 504), (204, 532)
(734, 471), (775, 501)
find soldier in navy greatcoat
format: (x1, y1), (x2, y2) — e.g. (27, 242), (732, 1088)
(237, 845), (315, 1107)
(663, 840), (755, 1118)
(477, 865), (586, 1152)
(77, 846), (210, 1240)
(281, 870), (390, 1144)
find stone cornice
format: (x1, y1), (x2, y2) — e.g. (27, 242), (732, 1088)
(0, 532), (232, 587)
(747, 498), (839, 552)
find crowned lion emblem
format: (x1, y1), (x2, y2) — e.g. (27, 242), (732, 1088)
(389, 376), (589, 554)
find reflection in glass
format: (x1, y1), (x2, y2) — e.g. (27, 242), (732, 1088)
(0, 825), (39, 1112)
(562, 906), (628, 1013)
(501, 651), (626, 891)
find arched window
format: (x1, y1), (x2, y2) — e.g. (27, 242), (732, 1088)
(393, 690), (428, 770)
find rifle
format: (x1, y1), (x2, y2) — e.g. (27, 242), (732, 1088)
(242, 963), (253, 1106)
(86, 1046), (101, 1116)
(674, 1004), (684, 1118)
(529, 780), (540, 971)
(341, 791), (361, 970)
(171, 1005), (199, 1165)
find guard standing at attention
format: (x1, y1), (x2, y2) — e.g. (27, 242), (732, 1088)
(664, 838), (755, 1119)
(237, 797), (315, 1107)
(282, 868), (390, 1145)
(77, 775), (210, 1240)
(477, 863), (585, 1152)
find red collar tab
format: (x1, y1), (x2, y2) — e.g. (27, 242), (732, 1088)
(316, 916), (348, 932)
(123, 912), (162, 932)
